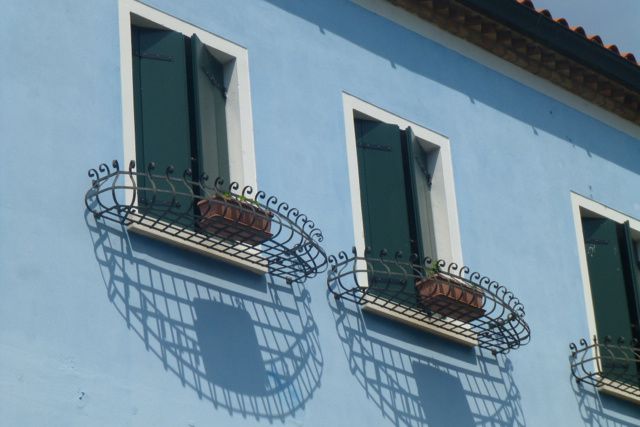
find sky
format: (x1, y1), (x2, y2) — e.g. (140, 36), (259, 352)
(532, 0), (640, 56)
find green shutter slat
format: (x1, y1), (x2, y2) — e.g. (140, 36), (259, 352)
(355, 119), (418, 307)
(403, 127), (425, 261)
(621, 221), (640, 333)
(131, 28), (145, 171)
(190, 34), (229, 185)
(619, 221), (640, 387)
(132, 26), (194, 225)
(404, 127), (437, 261)
(582, 217), (639, 384)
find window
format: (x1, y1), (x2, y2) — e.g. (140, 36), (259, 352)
(580, 211), (640, 386)
(573, 193), (640, 392)
(582, 217), (640, 344)
(342, 93), (462, 314)
(131, 24), (229, 222)
(332, 96), (529, 349)
(118, 0), (257, 198)
(132, 25), (229, 187)
(354, 117), (436, 306)
(116, 0), (259, 272)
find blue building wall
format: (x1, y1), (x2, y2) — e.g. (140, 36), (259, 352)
(1, 0), (640, 425)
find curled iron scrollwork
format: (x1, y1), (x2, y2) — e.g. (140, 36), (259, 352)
(570, 336), (640, 398)
(327, 247), (530, 354)
(85, 160), (327, 282)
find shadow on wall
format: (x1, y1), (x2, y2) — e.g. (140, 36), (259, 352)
(86, 213), (322, 422)
(330, 296), (525, 427)
(571, 373), (640, 426)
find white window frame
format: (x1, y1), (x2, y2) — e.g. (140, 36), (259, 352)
(571, 192), (640, 403)
(118, 0), (257, 193)
(342, 93), (468, 343)
(117, 0), (262, 273)
(342, 92), (463, 268)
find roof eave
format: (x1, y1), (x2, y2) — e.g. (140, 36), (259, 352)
(387, 0), (640, 125)
(456, 0), (640, 92)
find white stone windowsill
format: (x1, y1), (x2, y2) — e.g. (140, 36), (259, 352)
(361, 294), (478, 347)
(128, 220), (269, 276)
(598, 379), (640, 405)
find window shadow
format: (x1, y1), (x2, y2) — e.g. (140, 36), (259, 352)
(413, 363), (476, 427)
(85, 212), (323, 422)
(330, 296), (525, 427)
(193, 300), (269, 395)
(570, 371), (640, 426)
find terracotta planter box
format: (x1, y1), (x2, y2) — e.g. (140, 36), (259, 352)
(197, 195), (273, 246)
(416, 273), (485, 322)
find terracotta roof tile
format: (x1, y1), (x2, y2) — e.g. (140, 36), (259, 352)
(517, 0), (534, 9)
(607, 44), (620, 54)
(589, 35), (603, 45)
(517, 0), (638, 66)
(571, 26), (586, 37)
(537, 9), (552, 19)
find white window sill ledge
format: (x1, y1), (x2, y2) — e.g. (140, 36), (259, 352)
(599, 380), (640, 405)
(361, 294), (478, 347)
(128, 221), (269, 276)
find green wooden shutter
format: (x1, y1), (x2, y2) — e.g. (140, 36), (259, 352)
(620, 221), (640, 387)
(622, 221), (640, 320)
(190, 34), (229, 184)
(403, 127), (425, 262)
(132, 26), (194, 225)
(405, 128), (438, 261)
(355, 119), (418, 307)
(582, 217), (639, 384)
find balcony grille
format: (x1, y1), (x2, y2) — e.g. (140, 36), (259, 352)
(85, 160), (327, 282)
(327, 248), (530, 354)
(570, 336), (640, 399)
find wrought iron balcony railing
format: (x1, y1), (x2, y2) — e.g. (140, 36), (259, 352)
(570, 336), (640, 401)
(85, 160), (327, 282)
(327, 248), (531, 354)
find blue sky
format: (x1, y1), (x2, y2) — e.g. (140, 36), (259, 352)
(533, 0), (640, 56)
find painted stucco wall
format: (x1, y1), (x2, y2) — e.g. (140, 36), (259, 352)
(1, 0), (640, 425)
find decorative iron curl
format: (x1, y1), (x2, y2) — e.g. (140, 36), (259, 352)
(213, 177), (225, 191)
(228, 181), (240, 193)
(570, 336), (640, 398)
(327, 247), (530, 354)
(85, 160), (328, 282)
(241, 185), (254, 199)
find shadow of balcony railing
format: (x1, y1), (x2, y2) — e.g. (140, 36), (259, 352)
(570, 336), (640, 425)
(85, 160), (327, 283)
(329, 296), (525, 427)
(571, 369), (640, 427)
(86, 213), (323, 422)
(328, 248), (531, 355)
(571, 337), (640, 396)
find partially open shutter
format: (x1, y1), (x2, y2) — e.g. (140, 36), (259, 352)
(622, 221), (640, 319)
(355, 119), (417, 306)
(404, 127), (437, 261)
(582, 217), (639, 384)
(403, 127), (424, 261)
(132, 26), (193, 224)
(190, 34), (229, 184)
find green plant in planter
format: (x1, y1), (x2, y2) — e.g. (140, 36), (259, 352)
(426, 263), (440, 278)
(217, 191), (261, 207)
